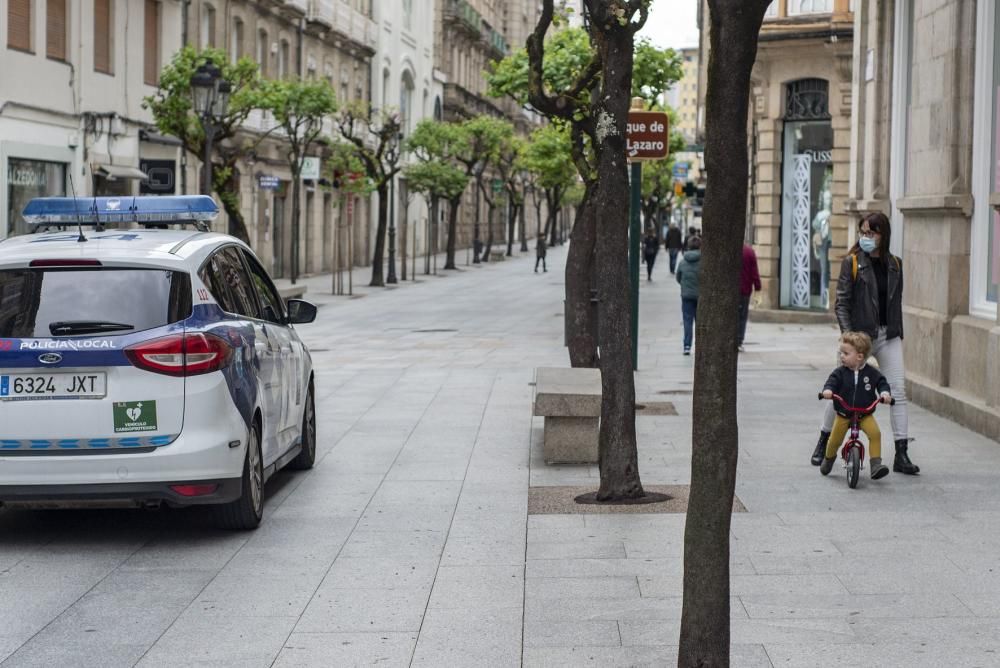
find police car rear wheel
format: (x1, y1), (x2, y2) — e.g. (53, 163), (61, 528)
(287, 381), (316, 471)
(213, 422), (264, 530)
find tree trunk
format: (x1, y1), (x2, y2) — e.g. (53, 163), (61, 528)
(218, 186), (251, 245)
(370, 182), (388, 287)
(546, 190), (559, 248)
(506, 200), (516, 256)
(519, 200), (529, 252)
(588, 10), (643, 502)
(678, 2), (770, 666)
(290, 166), (302, 284)
(482, 202), (495, 262)
(566, 182), (599, 368)
(444, 197), (459, 270)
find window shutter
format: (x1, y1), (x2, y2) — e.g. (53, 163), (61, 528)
(7, 0), (32, 52)
(143, 0), (159, 85)
(46, 0), (66, 60)
(94, 0), (111, 73)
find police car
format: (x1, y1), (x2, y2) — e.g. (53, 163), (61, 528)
(0, 196), (317, 530)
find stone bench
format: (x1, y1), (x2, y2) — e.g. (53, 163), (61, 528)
(277, 284), (308, 301)
(533, 367), (602, 464)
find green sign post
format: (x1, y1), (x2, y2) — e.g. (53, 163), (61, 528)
(626, 101), (670, 371)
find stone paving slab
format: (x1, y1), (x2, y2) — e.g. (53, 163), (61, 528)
(2, 246), (999, 666)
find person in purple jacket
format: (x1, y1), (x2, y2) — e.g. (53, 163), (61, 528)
(737, 243), (762, 352)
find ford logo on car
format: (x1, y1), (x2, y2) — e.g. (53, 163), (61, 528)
(38, 352), (63, 365)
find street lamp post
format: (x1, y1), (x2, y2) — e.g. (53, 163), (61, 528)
(191, 63), (230, 198)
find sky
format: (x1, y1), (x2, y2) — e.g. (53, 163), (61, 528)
(637, 0), (700, 51)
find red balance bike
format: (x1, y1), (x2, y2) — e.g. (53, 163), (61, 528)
(817, 393), (895, 489)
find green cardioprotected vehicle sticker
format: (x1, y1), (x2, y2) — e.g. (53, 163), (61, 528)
(113, 401), (158, 433)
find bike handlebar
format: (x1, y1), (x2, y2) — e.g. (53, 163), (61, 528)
(817, 392), (895, 409)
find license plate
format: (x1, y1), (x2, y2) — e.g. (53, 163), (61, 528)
(0, 372), (107, 400)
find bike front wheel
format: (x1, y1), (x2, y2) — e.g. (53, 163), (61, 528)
(846, 446), (861, 489)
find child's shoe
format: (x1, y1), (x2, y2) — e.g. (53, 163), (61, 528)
(819, 457), (836, 475)
(870, 457), (889, 480)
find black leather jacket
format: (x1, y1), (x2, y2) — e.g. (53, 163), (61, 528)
(834, 251), (904, 340)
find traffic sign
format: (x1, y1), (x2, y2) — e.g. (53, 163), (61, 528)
(672, 162), (689, 179)
(626, 111), (670, 161)
(492, 178), (503, 193)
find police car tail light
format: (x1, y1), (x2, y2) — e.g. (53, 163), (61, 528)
(125, 333), (231, 376)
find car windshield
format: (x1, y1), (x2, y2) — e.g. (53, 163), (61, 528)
(0, 268), (191, 338)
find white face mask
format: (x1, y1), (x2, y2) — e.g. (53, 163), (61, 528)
(859, 237), (877, 254)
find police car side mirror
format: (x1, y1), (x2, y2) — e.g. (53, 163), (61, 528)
(285, 299), (317, 325)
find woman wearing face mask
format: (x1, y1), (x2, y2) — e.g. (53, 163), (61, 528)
(809, 212), (920, 475)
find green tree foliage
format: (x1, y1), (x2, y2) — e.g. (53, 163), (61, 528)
(460, 116), (515, 262)
(632, 38), (684, 108)
(331, 103), (404, 287)
(256, 77), (337, 283)
(142, 46), (265, 243)
(405, 119), (471, 269)
(518, 124), (577, 243)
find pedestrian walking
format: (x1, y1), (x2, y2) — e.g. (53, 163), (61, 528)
(809, 212), (919, 475)
(682, 226), (699, 250)
(675, 236), (702, 355)
(738, 243), (762, 351)
(665, 223), (683, 274)
(643, 229), (659, 281)
(534, 234), (547, 273)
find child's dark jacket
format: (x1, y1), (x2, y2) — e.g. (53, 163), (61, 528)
(823, 364), (891, 417)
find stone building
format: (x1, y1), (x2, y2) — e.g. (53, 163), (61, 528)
(184, 0), (376, 279)
(434, 0), (518, 260)
(1, 0), (185, 240)
(371, 0), (444, 279)
(850, 0), (1000, 439)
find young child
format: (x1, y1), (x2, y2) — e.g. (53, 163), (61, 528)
(819, 331), (892, 479)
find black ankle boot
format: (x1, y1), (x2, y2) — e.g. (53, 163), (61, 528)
(893, 439), (920, 475)
(811, 431), (830, 466)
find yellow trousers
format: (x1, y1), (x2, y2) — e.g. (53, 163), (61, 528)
(824, 414), (881, 460)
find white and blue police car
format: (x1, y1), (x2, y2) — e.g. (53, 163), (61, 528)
(0, 196), (317, 529)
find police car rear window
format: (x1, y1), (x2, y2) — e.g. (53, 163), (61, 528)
(0, 268), (192, 338)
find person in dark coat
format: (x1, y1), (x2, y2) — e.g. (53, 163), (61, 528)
(737, 243), (762, 351)
(675, 236), (702, 355)
(534, 234), (547, 273)
(682, 226), (699, 250)
(642, 230), (659, 280)
(665, 223), (683, 274)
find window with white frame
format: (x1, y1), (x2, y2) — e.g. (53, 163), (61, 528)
(971, 0), (1000, 316)
(788, 0), (833, 15)
(764, 1), (777, 19)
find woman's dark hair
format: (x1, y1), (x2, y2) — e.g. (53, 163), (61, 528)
(850, 212), (892, 257)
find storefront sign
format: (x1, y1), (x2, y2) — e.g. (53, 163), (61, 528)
(139, 159), (176, 194)
(259, 175), (280, 190)
(627, 111), (670, 161)
(7, 164), (48, 187)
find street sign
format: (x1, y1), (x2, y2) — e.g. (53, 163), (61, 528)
(300, 157), (321, 180)
(626, 111), (670, 161)
(672, 161), (689, 179)
(258, 175), (280, 190)
(491, 178), (503, 194)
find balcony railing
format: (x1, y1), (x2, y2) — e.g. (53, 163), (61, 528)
(307, 0), (376, 52)
(444, 0), (482, 37)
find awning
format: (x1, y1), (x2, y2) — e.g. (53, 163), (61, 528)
(93, 163), (148, 181)
(139, 128), (184, 147)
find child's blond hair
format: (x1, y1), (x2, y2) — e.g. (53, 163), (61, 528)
(840, 331), (872, 358)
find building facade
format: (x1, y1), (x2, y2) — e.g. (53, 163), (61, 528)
(372, 0), (444, 277)
(742, 0), (855, 313)
(184, 0), (376, 280)
(2, 0), (185, 240)
(850, 0), (1000, 438)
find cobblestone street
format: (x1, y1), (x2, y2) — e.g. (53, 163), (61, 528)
(1, 247), (998, 667)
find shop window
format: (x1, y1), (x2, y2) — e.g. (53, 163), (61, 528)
(972, 0), (1000, 315)
(780, 79), (833, 311)
(6, 158), (66, 238)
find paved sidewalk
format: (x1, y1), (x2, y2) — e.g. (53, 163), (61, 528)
(1, 245), (998, 667)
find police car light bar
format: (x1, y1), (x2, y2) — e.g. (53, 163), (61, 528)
(22, 196), (219, 226)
